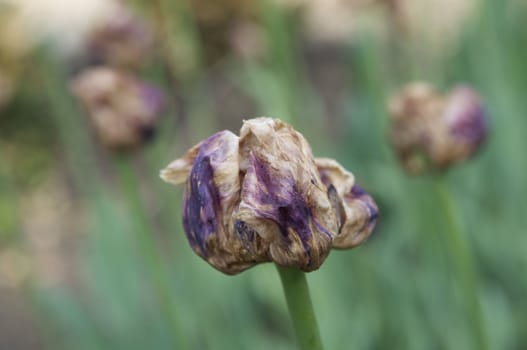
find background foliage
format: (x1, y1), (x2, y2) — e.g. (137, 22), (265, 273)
(1, 0), (526, 349)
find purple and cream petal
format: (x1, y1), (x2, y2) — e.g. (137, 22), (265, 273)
(314, 158), (378, 249)
(235, 118), (337, 271)
(333, 185), (378, 249)
(165, 130), (269, 274)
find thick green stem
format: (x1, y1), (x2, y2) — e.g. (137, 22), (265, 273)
(434, 178), (490, 350)
(276, 265), (324, 350)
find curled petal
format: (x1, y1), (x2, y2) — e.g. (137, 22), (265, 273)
(235, 118), (337, 271)
(315, 158), (378, 249)
(160, 141), (202, 185)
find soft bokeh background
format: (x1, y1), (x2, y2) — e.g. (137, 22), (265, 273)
(1, 0), (526, 349)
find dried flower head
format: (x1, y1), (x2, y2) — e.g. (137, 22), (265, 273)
(389, 82), (487, 174)
(161, 118), (378, 274)
(71, 67), (165, 150)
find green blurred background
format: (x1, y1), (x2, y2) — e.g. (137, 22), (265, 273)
(1, 0), (526, 349)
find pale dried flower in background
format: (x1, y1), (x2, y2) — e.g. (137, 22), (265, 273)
(71, 67), (165, 150)
(389, 82), (487, 174)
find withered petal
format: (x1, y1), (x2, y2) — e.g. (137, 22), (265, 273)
(164, 130), (269, 274)
(315, 158), (378, 249)
(160, 141), (203, 185)
(235, 118), (337, 271)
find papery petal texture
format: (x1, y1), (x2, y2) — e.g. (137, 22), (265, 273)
(235, 118), (337, 271)
(161, 117), (378, 274)
(169, 131), (270, 274)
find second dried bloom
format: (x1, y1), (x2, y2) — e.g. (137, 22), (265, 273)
(71, 67), (165, 150)
(161, 118), (378, 274)
(389, 83), (487, 174)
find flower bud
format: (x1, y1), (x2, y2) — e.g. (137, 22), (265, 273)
(71, 67), (165, 150)
(161, 118), (378, 274)
(389, 83), (487, 174)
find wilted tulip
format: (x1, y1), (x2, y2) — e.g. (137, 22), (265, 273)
(161, 118), (378, 275)
(71, 67), (165, 150)
(389, 83), (487, 174)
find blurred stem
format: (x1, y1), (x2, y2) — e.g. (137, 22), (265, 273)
(114, 157), (187, 349)
(150, 0), (216, 140)
(276, 265), (324, 350)
(260, 0), (300, 124)
(434, 177), (490, 350)
(40, 53), (100, 198)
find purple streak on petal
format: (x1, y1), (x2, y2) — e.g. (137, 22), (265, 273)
(366, 202), (379, 225)
(349, 185), (379, 231)
(350, 185), (368, 197)
(183, 134), (230, 255)
(248, 155), (321, 264)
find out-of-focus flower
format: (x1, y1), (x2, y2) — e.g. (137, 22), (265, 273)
(300, 0), (393, 44)
(280, 0), (477, 53)
(2, 0), (112, 55)
(71, 67), (165, 150)
(161, 118), (378, 275)
(188, 0), (257, 61)
(389, 83), (487, 174)
(85, 1), (154, 68)
(229, 21), (267, 61)
(401, 0), (477, 54)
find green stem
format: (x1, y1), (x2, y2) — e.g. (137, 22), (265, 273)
(434, 177), (490, 350)
(115, 157), (187, 349)
(276, 265), (324, 350)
